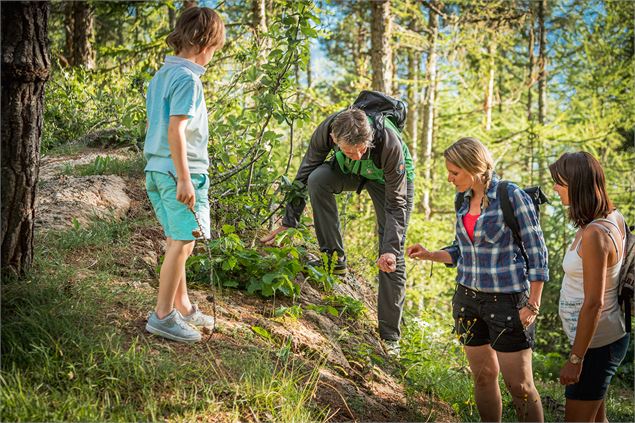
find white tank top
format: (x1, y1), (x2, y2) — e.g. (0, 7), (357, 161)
(559, 211), (626, 348)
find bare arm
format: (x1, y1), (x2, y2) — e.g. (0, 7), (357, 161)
(168, 115), (195, 209)
(560, 226), (610, 385)
(572, 227), (610, 357)
(406, 244), (453, 264)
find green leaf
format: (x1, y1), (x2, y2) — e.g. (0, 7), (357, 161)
(251, 325), (273, 341)
(221, 224), (236, 235)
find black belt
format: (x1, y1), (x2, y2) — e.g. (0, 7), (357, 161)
(456, 284), (526, 303)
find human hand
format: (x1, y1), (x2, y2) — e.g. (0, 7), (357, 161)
(260, 225), (289, 245)
(377, 253), (397, 273)
(406, 244), (433, 261)
(176, 179), (196, 210)
(559, 360), (583, 385)
(518, 306), (537, 328)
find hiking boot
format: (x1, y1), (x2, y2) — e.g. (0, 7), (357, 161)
(384, 340), (401, 359)
(181, 304), (214, 329)
(307, 254), (347, 275)
(146, 309), (201, 343)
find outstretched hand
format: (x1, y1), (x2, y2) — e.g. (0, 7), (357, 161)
(260, 225), (289, 245)
(406, 244), (433, 261)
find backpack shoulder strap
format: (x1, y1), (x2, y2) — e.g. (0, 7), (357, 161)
(497, 181), (519, 238)
(497, 181), (529, 264)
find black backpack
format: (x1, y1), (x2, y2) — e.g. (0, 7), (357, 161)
(454, 181), (549, 266)
(352, 90), (407, 134)
(341, 90), (410, 194)
(618, 223), (635, 332)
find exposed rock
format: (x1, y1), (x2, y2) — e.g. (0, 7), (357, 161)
(39, 148), (135, 181)
(36, 174), (131, 230)
(35, 148), (136, 231)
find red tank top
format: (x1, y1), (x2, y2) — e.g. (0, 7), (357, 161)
(463, 213), (480, 242)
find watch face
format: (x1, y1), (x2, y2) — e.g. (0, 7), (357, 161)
(570, 354), (582, 364)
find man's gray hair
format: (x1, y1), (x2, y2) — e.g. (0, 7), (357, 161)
(331, 107), (374, 147)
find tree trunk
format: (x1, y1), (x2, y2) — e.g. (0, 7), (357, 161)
(484, 42), (496, 131)
(392, 47), (399, 95)
(252, 0), (267, 37)
(307, 44), (312, 88)
(527, 9), (535, 122)
(370, 0), (392, 94)
(420, 1), (440, 217)
(406, 49), (419, 164)
(1, 1), (51, 277)
(538, 0), (547, 125)
(527, 9), (536, 182)
(169, 5), (176, 29)
(63, 1), (74, 66)
(71, 1), (95, 69)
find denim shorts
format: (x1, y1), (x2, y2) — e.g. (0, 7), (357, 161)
(452, 284), (535, 352)
(145, 171), (211, 241)
(565, 334), (630, 401)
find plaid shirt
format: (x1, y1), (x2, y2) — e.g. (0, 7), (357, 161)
(443, 176), (549, 293)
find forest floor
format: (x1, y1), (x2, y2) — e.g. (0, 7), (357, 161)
(1, 145), (458, 421)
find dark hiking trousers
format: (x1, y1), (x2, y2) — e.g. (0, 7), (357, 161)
(307, 163), (414, 341)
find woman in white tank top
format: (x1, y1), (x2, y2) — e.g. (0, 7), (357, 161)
(549, 152), (629, 422)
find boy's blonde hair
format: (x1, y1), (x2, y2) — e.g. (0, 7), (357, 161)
(167, 7), (225, 54)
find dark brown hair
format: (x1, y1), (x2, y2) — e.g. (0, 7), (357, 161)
(548, 151), (613, 228)
(331, 108), (374, 147)
(166, 7), (225, 54)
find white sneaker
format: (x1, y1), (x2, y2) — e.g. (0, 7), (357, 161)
(181, 304), (215, 329)
(146, 309), (201, 343)
(384, 340), (401, 358)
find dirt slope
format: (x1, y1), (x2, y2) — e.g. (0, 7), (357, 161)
(36, 147), (457, 422)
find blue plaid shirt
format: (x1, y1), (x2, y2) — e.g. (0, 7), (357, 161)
(443, 176), (549, 293)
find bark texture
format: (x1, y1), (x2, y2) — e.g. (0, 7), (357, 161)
(1, 1), (51, 276)
(538, 0), (547, 124)
(370, 0), (392, 94)
(420, 1), (440, 217)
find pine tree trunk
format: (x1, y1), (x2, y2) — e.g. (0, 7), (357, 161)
(527, 9), (536, 182)
(307, 45), (312, 88)
(538, 0), (547, 125)
(1, 1), (51, 277)
(527, 9), (535, 122)
(484, 43), (496, 131)
(370, 0), (392, 94)
(63, 1), (74, 66)
(406, 49), (419, 164)
(71, 1), (95, 69)
(537, 0), (548, 197)
(420, 1), (440, 217)
(252, 0), (267, 39)
(169, 5), (176, 29)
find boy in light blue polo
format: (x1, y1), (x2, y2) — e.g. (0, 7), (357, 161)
(143, 7), (225, 343)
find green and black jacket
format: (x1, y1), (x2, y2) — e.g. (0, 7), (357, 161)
(282, 112), (414, 257)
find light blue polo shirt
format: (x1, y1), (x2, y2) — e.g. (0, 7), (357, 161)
(144, 56), (209, 175)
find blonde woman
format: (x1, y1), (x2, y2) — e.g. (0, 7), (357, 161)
(407, 137), (549, 422)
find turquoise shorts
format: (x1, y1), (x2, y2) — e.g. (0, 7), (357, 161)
(145, 171), (211, 241)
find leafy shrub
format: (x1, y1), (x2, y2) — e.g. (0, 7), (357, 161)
(43, 67), (147, 153)
(186, 226), (305, 298)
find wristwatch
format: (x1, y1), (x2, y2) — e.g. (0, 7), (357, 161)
(569, 353), (584, 365)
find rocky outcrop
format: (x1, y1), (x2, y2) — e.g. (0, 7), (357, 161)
(35, 149), (133, 230)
